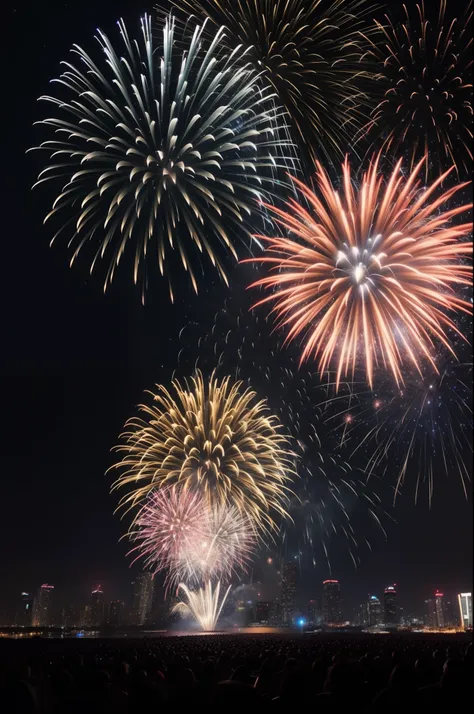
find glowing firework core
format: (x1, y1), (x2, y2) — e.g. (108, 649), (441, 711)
(336, 235), (387, 291)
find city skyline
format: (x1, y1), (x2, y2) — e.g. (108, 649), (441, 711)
(2, 569), (472, 631)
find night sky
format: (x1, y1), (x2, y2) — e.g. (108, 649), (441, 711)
(1, 0), (472, 619)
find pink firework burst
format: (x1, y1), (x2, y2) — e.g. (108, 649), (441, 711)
(129, 486), (206, 576)
(129, 487), (257, 587)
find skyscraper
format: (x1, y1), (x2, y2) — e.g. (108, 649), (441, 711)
(90, 585), (104, 627)
(367, 595), (383, 627)
(269, 598), (282, 626)
(458, 592), (472, 630)
(255, 601), (271, 623)
(80, 605), (91, 627)
(424, 593), (445, 629)
(424, 597), (437, 628)
(442, 598), (457, 628)
(281, 562), (297, 625)
(434, 591), (445, 628)
(383, 585), (398, 626)
(308, 597), (322, 625)
(108, 600), (123, 627)
(323, 580), (342, 624)
(16, 592), (34, 627)
(32, 584), (54, 627)
(357, 603), (369, 626)
(131, 573), (155, 625)
(61, 605), (79, 628)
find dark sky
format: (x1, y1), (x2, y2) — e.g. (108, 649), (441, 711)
(1, 0), (472, 620)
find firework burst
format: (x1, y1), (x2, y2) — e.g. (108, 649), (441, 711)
(361, 0), (473, 178)
(129, 488), (256, 586)
(320, 361), (472, 504)
(247, 155), (472, 388)
(165, 0), (376, 166)
(30, 14), (291, 300)
(112, 370), (294, 534)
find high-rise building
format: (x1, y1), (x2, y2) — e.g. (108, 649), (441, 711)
(434, 591), (445, 628)
(108, 600), (123, 627)
(80, 605), (91, 627)
(383, 585), (398, 626)
(356, 602), (369, 626)
(323, 580), (342, 624)
(131, 573), (155, 625)
(442, 599), (457, 628)
(255, 601), (271, 623)
(90, 586), (104, 627)
(61, 605), (79, 628)
(458, 592), (472, 630)
(308, 597), (322, 625)
(367, 595), (383, 627)
(32, 584), (54, 627)
(269, 598), (282, 626)
(425, 593), (445, 629)
(16, 592), (34, 627)
(281, 562), (297, 624)
(424, 598), (437, 628)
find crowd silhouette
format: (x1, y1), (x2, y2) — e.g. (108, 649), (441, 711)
(0, 633), (472, 712)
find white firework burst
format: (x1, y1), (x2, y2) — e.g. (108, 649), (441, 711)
(30, 14), (292, 300)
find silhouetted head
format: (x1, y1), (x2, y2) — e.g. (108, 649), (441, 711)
(441, 658), (466, 690)
(231, 665), (252, 686)
(324, 662), (357, 694)
(389, 664), (415, 692)
(212, 680), (261, 705)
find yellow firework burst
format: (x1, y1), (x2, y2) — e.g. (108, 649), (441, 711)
(112, 371), (294, 533)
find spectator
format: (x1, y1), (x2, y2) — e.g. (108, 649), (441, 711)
(372, 663), (418, 712)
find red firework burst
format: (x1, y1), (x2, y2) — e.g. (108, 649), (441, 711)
(246, 155), (472, 388)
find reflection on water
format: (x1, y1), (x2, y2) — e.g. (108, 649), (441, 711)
(0, 626), (291, 640)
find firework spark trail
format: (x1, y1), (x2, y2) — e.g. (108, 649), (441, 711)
(319, 362), (473, 505)
(112, 370), (294, 535)
(165, 0), (377, 166)
(30, 14), (293, 301)
(246, 155), (472, 389)
(173, 580), (231, 631)
(360, 0), (473, 178)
